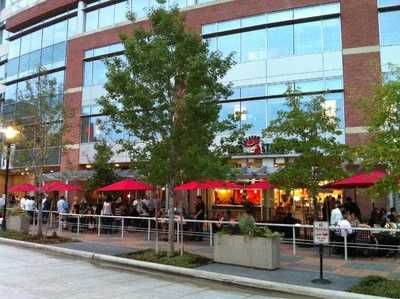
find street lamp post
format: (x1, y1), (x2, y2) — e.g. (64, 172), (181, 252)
(1, 126), (19, 231)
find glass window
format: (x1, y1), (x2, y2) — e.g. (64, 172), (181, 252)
(378, 0), (400, 7)
(93, 46), (108, 57)
(323, 18), (341, 51)
(114, 1), (128, 23)
(241, 85), (265, 98)
(202, 23), (217, 35)
(241, 100), (267, 133)
(30, 30), (42, 52)
(228, 87), (241, 100)
(267, 98), (288, 125)
(321, 2), (340, 15)
(86, 9), (99, 31)
(84, 61), (93, 86)
(241, 29), (266, 62)
(267, 25), (293, 58)
(267, 82), (292, 96)
(206, 37), (217, 53)
(268, 10), (293, 24)
(19, 54), (30, 74)
(6, 58), (19, 77)
(379, 11), (400, 46)
(326, 77), (343, 90)
(5, 83), (17, 104)
(99, 5), (114, 28)
(54, 21), (67, 44)
(218, 33), (240, 62)
(9, 39), (21, 59)
(218, 19), (240, 32)
(80, 117), (89, 143)
(294, 21), (322, 55)
(41, 46), (53, 67)
(219, 101), (240, 123)
(294, 5), (322, 19)
(92, 60), (107, 85)
(295, 79), (323, 92)
(29, 50), (41, 71)
(42, 25), (54, 48)
(68, 16), (79, 37)
(20, 34), (31, 55)
(134, 0), (148, 18)
(53, 42), (66, 65)
(241, 14), (266, 27)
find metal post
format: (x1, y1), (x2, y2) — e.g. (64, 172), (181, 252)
(176, 220), (180, 245)
(1, 143), (11, 231)
(147, 219), (151, 241)
(49, 211), (53, 228)
(58, 213), (62, 233)
(209, 222), (213, 247)
(121, 218), (124, 239)
(292, 226), (296, 256)
(77, 215), (80, 235)
(344, 234), (348, 261)
(97, 216), (101, 236)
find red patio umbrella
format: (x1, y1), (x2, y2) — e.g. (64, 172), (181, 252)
(323, 171), (386, 189)
(42, 181), (82, 192)
(96, 179), (153, 192)
(245, 179), (274, 190)
(175, 181), (205, 190)
(201, 180), (243, 189)
(9, 183), (39, 193)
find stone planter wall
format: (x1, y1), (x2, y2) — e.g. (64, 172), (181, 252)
(7, 215), (29, 233)
(214, 234), (280, 270)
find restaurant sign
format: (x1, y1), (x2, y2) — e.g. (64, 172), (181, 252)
(313, 221), (330, 245)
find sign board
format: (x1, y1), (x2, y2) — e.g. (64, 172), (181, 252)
(313, 221), (329, 245)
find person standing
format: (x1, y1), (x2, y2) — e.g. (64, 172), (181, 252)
(25, 196), (37, 225)
(194, 196), (205, 241)
(330, 201), (343, 225)
(101, 198), (113, 234)
(42, 195), (51, 224)
(57, 196), (69, 229)
(19, 195), (27, 210)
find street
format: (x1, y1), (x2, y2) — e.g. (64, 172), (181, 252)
(0, 244), (307, 299)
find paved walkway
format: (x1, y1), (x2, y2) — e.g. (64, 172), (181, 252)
(54, 230), (400, 292)
(0, 244), (307, 299)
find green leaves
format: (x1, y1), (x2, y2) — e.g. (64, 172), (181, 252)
(99, 7), (242, 187)
(263, 90), (348, 195)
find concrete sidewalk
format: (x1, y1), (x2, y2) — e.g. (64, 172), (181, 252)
(53, 237), (400, 292)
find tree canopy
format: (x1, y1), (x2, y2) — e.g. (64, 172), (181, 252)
(263, 91), (348, 198)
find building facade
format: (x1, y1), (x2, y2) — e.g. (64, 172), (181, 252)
(0, 0), (399, 216)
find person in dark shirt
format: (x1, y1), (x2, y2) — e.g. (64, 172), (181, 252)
(194, 196), (205, 240)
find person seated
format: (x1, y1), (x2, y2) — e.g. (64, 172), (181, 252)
(350, 212), (360, 227)
(384, 215), (397, 235)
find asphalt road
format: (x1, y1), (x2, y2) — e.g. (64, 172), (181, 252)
(0, 244), (308, 299)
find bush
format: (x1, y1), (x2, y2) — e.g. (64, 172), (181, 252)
(348, 276), (400, 298)
(237, 214), (280, 239)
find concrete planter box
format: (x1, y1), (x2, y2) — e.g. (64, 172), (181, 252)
(7, 215), (29, 233)
(214, 234), (280, 270)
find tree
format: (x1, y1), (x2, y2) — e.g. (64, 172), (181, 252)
(98, 7), (243, 256)
(263, 91), (348, 215)
(86, 140), (120, 193)
(13, 69), (72, 237)
(358, 71), (400, 197)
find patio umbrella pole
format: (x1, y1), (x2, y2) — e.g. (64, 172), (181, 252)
(180, 193), (184, 256)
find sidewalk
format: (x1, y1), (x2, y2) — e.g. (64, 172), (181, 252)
(54, 231), (400, 292)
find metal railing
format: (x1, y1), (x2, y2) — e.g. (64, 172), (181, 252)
(7, 209), (400, 261)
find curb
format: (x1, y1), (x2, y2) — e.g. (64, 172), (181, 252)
(0, 238), (385, 299)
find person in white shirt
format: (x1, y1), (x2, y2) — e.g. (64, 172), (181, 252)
(330, 202), (343, 225)
(336, 213), (353, 237)
(20, 196), (27, 210)
(0, 195), (5, 209)
(25, 196), (36, 225)
(102, 198), (113, 234)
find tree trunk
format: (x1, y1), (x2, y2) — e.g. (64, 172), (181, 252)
(167, 184), (175, 257)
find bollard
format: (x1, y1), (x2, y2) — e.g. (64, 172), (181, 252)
(344, 234), (348, 261)
(121, 218), (124, 239)
(98, 216), (101, 236)
(77, 215), (80, 235)
(147, 219), (151, 241)
(177, 222), (180, 244)
(209, 222), (213, 247)
(292, 226), (296, 256)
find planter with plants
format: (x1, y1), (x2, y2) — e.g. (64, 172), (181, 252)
(7, 209), (29, 233)
(214, 214), (281, 270)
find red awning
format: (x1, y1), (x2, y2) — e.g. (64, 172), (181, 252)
(42, 181), (82, 192)
(175, 180), (243, 190)
(245, 179), (274, 190)
(323, 171), (386, 189)
(96, 179), (153, 192)
(9, 183), (39, 193)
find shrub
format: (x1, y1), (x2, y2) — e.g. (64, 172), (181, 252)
(348, 276), (400, 298)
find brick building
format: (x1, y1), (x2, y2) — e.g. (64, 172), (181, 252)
(0, 0), (398, 220)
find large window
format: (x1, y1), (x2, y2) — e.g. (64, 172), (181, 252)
(267, 25), (293, 58)
(379, 11), (400, 46)
(80, 115), (124, 143)
(85, 1), (129, 32)
(241, 30), (266, 62)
